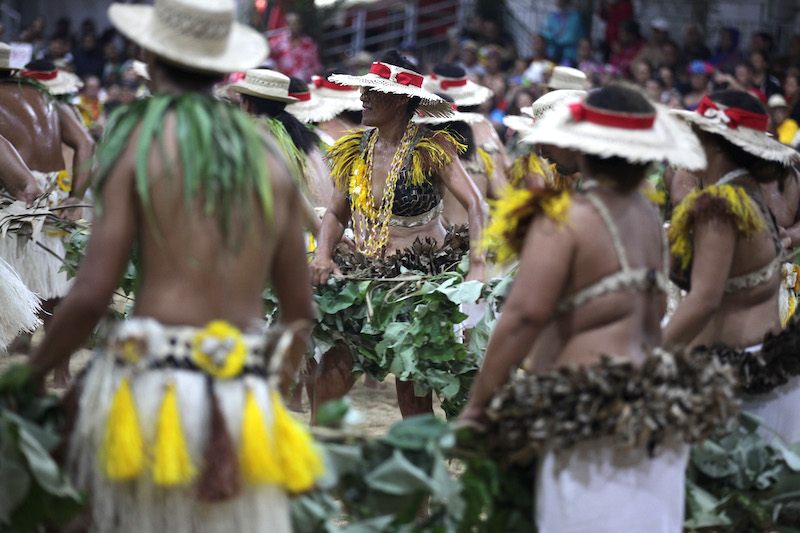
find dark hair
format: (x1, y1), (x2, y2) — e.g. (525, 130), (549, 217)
(432, 63), (467, 78)
(701, 90), (788, 184)
(379, 49), (421, 117)
(581, 84), (654, 190)
(24, 59), (56, 71)
(430, 120), (474, 159)
(154, 56), (223, 86)
(242, 90), (320, 155)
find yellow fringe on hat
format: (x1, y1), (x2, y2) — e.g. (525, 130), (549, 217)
(239, 388), (284, 485)
(508, 153), (551, 189)
(270, 390), (324, 493)
(101, 377), (145, 481)
(477, 148), (495, 181)
(668, 184), (764, 270)
(483, 185), (572, 263)
(153, 382), (196, 486)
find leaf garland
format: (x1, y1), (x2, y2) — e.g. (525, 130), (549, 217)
(93, 92), (273, 241)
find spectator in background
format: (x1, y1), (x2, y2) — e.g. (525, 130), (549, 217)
(577, 37), (604, 83)
(767, 94), (799, 145)
(682, 60), (713, 110)
(481, 45), (506, 97)
(775, 35), (800, 73)
(749, 31), (774, 57)
(710, 27), (742, 73)
(635, 17), (670, 68)
(597, 0), (634, 59)
(682, 24), (711, 63)
(785, 69), (800, 124)
(609, 19), (645, 78)
(102, 42), (123, 84)
(715, 60), (767, 103)
(643, 76), (665, 103)
(51, 17), (71, 42)
(523, 34), (555, 86)
(541, 0), (584, 65)
(73, 75), (104, 139)
(268, 11), (321, 82)
(458, 40), (486, 79)
(481, 18), (516, 65)
(631, 58), (653, 88)
(38, 35), (72, 65)
(73, 32), (105, 80)
(750, 50), (782, 98)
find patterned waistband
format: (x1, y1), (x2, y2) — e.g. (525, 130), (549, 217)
(389, 200), (443, 228)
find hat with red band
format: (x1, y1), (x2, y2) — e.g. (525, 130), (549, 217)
(421, 64), (493, 107)
(227, 69), (299, 103)
(328, 61), (453, 118)
(504, 89), (587, 135)
(310, 74), (362, 112)
(285, 87), (348, 124)
(672, 95), (798, 165)
(522, 86), (705, 170)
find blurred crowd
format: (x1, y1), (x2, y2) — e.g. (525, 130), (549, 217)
(6, 0), (800, 150)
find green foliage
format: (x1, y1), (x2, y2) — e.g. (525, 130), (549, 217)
(0, 366), (84, 532)
(685, 413), (800, 532)
(312, 272), (508, 417)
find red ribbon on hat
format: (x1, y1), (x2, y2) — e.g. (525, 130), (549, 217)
(696, 95), (768, 131)
(568, 101), (656, 129)
(289, 91), (312, 102)
(20, 70), (58, 81)
(431, 72), (468, 90)
(368, 62), (423, 88)
(312, 75), (355, 91)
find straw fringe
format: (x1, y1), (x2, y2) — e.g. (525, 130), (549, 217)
(0, 257), (42, 351)
(0, 233), (71, 299)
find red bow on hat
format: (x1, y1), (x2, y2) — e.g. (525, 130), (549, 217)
(20, 69), (58, 81)
(568, 101), (655, 129)
(696, 95), (768, 131)
(431, 72), (467, 90)
(368, 62), (423, 88)
(312, 75), (355, 91)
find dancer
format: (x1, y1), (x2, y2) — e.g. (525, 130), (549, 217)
(462, 85), (735, 533)
(668, 91), (800, 442)
(310, 50), (487, 418)
(28, 1), (319, 531)
(311, 69), (364, 144)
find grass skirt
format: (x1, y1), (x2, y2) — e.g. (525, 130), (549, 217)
(0, 257), (42, 351)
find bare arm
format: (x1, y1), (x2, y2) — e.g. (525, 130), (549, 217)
(270, 178), (315, 395)
(439, 156), (489, 282)
(59, 102), (95, 198)
(460, 214), (574, 421)
(0, 133), (43, 206)
(29, 131), (137, 382)
(663, 216), (736, 346)
(309, 185), (350, 286)
(778, 168), (800, 249)
(670, 169), (701, 207)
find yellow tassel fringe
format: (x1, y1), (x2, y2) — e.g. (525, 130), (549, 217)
(239, 388), (284, 484)
(668, 183), (764, 270)
(508, 152), (551, 189)
(101, 377), (145, 480)
(153, 382), (196, 486)
(270, 390), (325, 493)
(477, 148), (495, 181)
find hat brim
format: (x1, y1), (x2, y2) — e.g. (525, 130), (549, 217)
(502, 114), (535, 133)
(227, 82), (299, 103)
(42, 71), (83, 95)
(673, 109), (799, 166)
(286, 96), (349, 123)
(523, 103), (706, 170)
(311, 87), (363, 111)
(413, 110), (484, 125)
(108, 4), (268, 75)
(328, 73), (454, 118)
(422, 77), (494, 107)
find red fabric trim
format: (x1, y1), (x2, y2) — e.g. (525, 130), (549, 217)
(289, 91), (312, 102)
(431, 72), (468, 90)
(368, 62), (423, 88)
(568, 101), (655, 129)
(312, 75), (355, 91)
(20, 70), (58, 81)
(696, 95), (768, 131)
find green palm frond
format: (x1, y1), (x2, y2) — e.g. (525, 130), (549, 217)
(93, 93), (273, 244)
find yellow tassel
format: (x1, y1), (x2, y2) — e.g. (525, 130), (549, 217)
(270, 390), (324, 493)
(508, 153), (552, 189)
(668, 184), (764, 270)
(153, 382), (196, 486)
(326, 131), (364, 189)
(477, 148), (495, 181)
(239, 388), (284, 484)
(643, 187), (666, 206)
(100, 377), (145, 480)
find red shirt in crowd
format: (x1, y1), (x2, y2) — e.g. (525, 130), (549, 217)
(598, 0), (634, 48)
(268, 30), (322, 82)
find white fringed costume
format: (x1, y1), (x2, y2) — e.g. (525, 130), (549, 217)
(0, 257), (42, 351)
(68, 318), (323, 533)
(0, 170), (72, 299)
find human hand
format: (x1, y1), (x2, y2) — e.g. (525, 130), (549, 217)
(780, 227), (792, 250)
(465, 262), (488, 284)
(16, 181), (44, 207)
(310, 256), (341, 286)
(458, 403), (489, 427)
(57, 196), (84, 221)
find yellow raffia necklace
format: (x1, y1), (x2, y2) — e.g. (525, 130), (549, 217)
(349, 122), (419, 256)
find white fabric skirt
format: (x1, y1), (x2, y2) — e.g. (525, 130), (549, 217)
(536, 440), (689, 533)
(741, 375), (800, 444)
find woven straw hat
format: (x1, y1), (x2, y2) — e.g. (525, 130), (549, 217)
(0, 42), (12, 71)
(421, 64), (493, 107)
(546, 66), (587, 90)
(310, 75), (362, 112)
(329, 61), (454, 118)
(36, 70), (84, 95)
(286, 86), (348, 123)
(505, 90), (587, 134)
(108, 0), (268, 75)
(523, 89), (706, 170)
(227, 69), (299, 103)
(673, 95), (798, 165)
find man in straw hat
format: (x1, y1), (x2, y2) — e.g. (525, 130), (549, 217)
(0, 45), (95, 381)
(26, 1), (321, 531)
(461, 84), (734, 533)
(310, 50), (488, 419)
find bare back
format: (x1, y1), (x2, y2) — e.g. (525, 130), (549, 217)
(761, 168), (800, 229)
(0, 83), (65, 171)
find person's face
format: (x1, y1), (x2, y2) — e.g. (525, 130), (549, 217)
(82, 34), (96, 51)
(577, 38), (591, 60)
(735, 64), (751, 85)
(486, 54), (501, 73)
(684, 25), (701, 47)
(533, 35), (547, 56)
(286, 14), (302, 37)
(120, 87), (136, 105)
(360, 87), (409, 127)
(539, 144), (578, 175)
(771, 107), (788, 125)
(652, 28), (668, 45)
(633, 62), (651, 84)
(690, 72), (708, 91)
(659, 67), (674, 88)
(515, 92), (534, 111)
(84, 77), (100, 98)
(750, 52), (766, 73)
(459, 47), (477, 66)
(661, 43), (678, 67)
(644, 79), (662, 102)
(785, 75), (799, 100)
